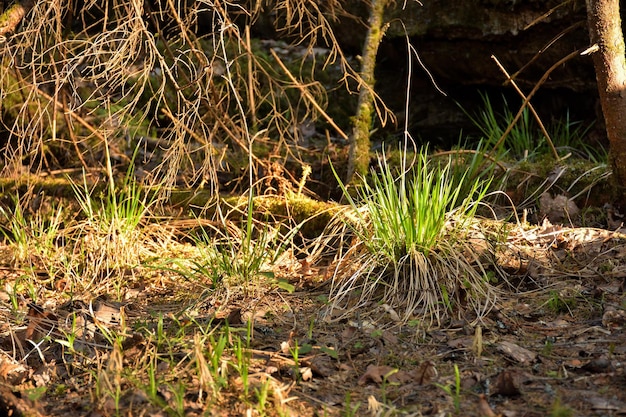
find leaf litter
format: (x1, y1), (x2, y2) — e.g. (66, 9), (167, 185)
(0, 219), (626, 416)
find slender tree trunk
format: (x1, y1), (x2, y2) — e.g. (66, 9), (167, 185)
(585, 0), (626, 200)
(346, 0), (388, 184)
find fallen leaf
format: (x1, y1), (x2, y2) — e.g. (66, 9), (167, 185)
(265, 365), (279, 374)
(380, 304), (401, 322)
(307, 355), (335, 377)
(25, 303), (58, 342)
(0, 382), (45, 417)
(368, 395), (381, 414)
(492, 370), (521, 396)
(299, 257), (312, 275)
(496, 341), (536, 364)
(414, 361), (437, 385)
(300, 367), (313, 381)
(212, 308), (243, 326)
(602, 306), (626, 329)
(580, 356), (614, 373)
(340, 326), (357, 342)
(478, 394), (498, 417)
(381, 330), (398, 345)
(358, 365), (390, 385)
(588, 395), (626, 411)
(447, 336), (474, 350)
(0, 359), (29, 385)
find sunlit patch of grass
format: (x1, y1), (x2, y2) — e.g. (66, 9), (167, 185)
(79, 316), (294, 416)
(549, 397), (574, 417)
(175, 217), (279, 297)
(464, 93), (599, 163)
(169, 194), (304, 298)
(472, 93), (538, 160)
(0, 195), (64, 265)
(69, 165), (156, 271)
(549, 111), (603, 163)
(325, 147), (497, 325)
(544, 289), (577, 316)
(0, 158), (185, 300)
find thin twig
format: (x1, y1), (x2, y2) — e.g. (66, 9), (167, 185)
(270, 49), (348, 140)
(36, 88), (129, 163)
(488, 47), (587, 158)
(511, 21), (585, 80)
(491, 55), (559, 160)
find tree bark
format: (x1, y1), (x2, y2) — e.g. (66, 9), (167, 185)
(585, 0), (626, 201)
(346, 0), (388, 184)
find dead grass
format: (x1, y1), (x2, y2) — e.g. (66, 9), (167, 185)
(0, 199), (625, 416)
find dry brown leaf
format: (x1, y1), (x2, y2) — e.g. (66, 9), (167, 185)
(357, 365), (412, 386)
(580, 356), (614, 373)
(24, 303), (58, 342)
(492, 370), (521, 396)
(340, 326), (357, 342)
(307, 355), (336, 377)
(0, 359), (29, 385)
(301, 367), (313, 381)
(380, 303), (401, 322)
(0, 382), (45, 417)
(447, 336), (474, 350)
(381, 329), (398, 345)
(299, 257), (313, 276)
(602, 306), (626, 329)
(496, 341), (536, 364)
(414, 361), (437, 385)
(478, 394), (498, 417)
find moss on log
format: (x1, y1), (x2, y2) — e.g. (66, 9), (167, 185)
(0, 175), (341, 238)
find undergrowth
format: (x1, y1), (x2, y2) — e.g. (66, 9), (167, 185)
(322, 145), (498, 325)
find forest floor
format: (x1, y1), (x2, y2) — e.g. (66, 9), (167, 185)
(1, 210), (626, 417)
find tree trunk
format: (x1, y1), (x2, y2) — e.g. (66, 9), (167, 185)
(585, 0), (626, 201)
(346, 0), (388, 184)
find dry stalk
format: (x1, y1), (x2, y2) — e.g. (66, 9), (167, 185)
(487, 47), (589, 159)
(491, 55), (559, 160)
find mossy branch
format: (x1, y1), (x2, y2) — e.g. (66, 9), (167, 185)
(346, 0), (389, 184)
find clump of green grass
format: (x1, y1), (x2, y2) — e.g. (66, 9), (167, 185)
(0, 194), (64, 265)
(177, 203), (300, 296)
(70, 165), (155, 268)
(325, 146), (497, 325)
(465, 93), (599, 162)
(471, 93), (538, 160)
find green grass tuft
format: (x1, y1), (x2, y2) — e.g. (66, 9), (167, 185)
(326, 146), (497, 325)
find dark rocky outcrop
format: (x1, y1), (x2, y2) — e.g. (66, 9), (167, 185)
(342, 0), (601, 145)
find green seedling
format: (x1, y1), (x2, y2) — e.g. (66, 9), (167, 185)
(435, 364), (462, 414)
(545, 290), (575, 315)
(342, 392), (361, 417)
(166, 381), (187, 417)
(549, 397), (574, 417)
(233, 336), (250, 398)
(254, 378), (271, 416)
(381, 368), (399, 404)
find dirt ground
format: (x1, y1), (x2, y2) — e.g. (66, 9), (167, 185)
(1, 219), (626, 416)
